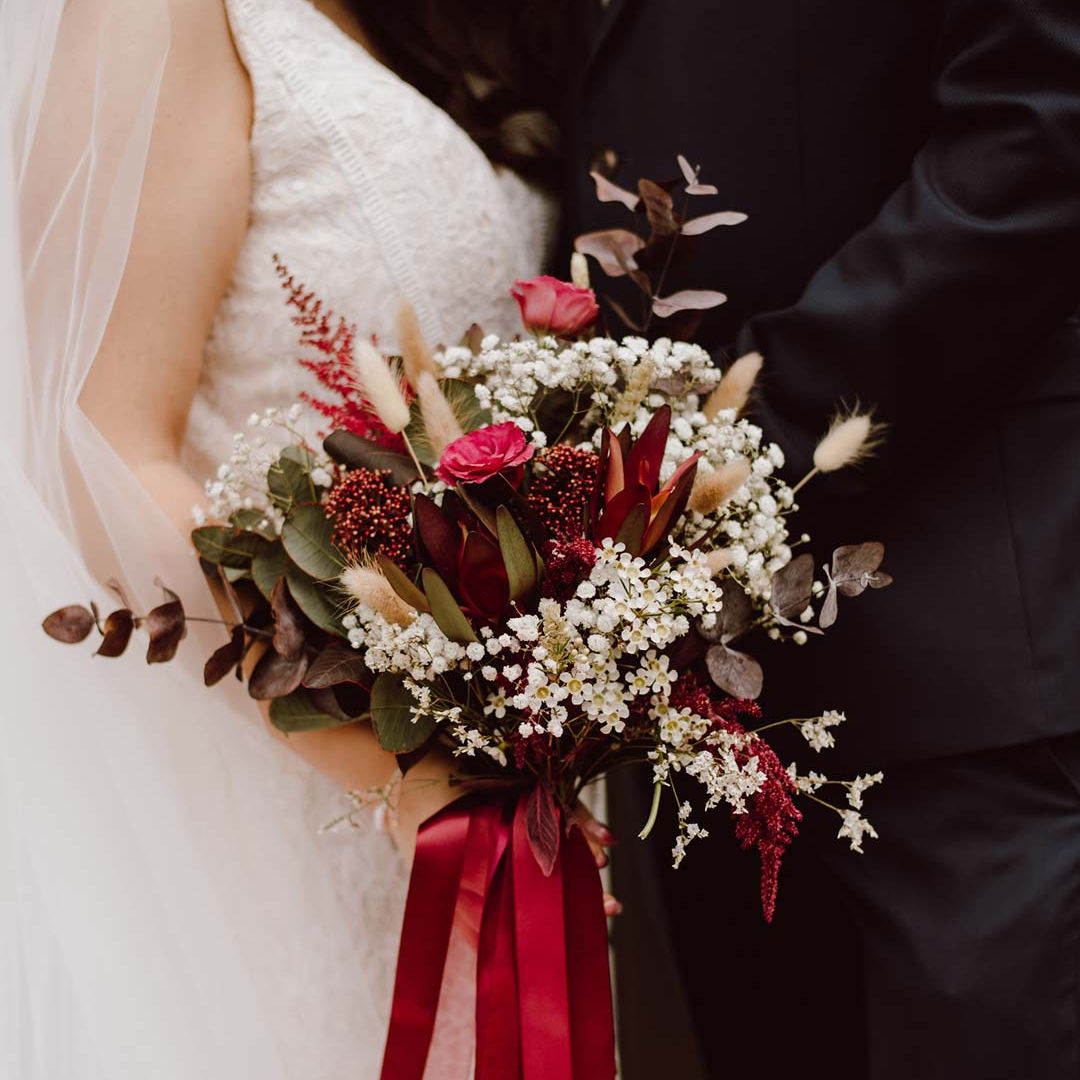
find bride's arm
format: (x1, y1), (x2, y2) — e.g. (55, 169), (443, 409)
(79, 0), (451, 844)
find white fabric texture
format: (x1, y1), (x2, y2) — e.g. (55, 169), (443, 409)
(0, 0), (554, 1077)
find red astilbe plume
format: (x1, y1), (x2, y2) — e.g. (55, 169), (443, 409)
(324, 467), (416, 571)
(672, 680), (802, 923)
(274, 258), (410, 450)
(527, 445), (598, 541)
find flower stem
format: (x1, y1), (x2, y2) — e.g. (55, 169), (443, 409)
(638, 780), (663, 840)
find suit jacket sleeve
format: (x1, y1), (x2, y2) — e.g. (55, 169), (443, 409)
(737, 0), (1080, 490)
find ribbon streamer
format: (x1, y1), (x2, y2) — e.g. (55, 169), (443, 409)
(381, 791), (616, 1079)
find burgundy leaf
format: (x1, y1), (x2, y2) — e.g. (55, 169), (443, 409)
(96, 609), (134, 658)
(322, 430), (418, 485)
(525, 782), (562, 877)
(249, 648), (309, 700)
(204, 625), (246, 687)
(303, 640), (370, 689)
(42, 605), (95, 644)
(308, 686), (357, 724)
(413, 493), (462, 586)
(574, 228), (646, 278)
(681, 211), (748, 236)
(270, 578), (306, 661)
(705, 643), (764, 699)
(589, 170), (641, 211)
(652, 290), (728, 319)
(145, 586), (187, 664)
(642, 454), (700, 554)
(623, 404), (672, 494)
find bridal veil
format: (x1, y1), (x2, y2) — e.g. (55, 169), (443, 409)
(0, 3), (401, 1075)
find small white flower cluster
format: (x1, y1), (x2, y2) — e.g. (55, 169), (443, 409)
(786, 762), (884, 853)
(343, 610), (467, 681)
(798, 709), (847, 752)
(198, 405), (333, 530)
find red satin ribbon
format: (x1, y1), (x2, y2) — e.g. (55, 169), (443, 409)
(380, 791), (616, 1080)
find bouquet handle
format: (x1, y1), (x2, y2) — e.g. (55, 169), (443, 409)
(380, 791), (616, 1080)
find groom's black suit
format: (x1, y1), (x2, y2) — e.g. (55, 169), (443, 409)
(562, 2), (1080, 1077)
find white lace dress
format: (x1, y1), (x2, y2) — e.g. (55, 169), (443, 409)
(177, 1), (556, 1076)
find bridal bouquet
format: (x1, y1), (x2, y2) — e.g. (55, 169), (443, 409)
(45, 157), (890, 1078)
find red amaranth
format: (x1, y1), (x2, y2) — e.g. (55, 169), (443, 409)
(540, 536), (597, 603)
(275, 258), (409, 450)
(672, 682), (802, 923)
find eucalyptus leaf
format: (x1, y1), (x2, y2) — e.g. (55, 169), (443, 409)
(204, 625), (245, 687)
(819, 583), (839, 629)
(285, 563), (345, 634)
(42, 605), (96, 644)
(192, 526), (263, 569)
(303, 641), (370, 689)
(282, 505), (344, 581)
(270, 689), (357, 733)
(652, 289), (728, 319)
(832, 542), (886, 597)
(705, 643), (764, 699)
(370, 673), (437, 753)
(323, 430), (418, 485)
(252, 541), (289, 600)
(770, 553), (815, 621)
(249, 648), (308, 700)
(267, 448), (317, 512)
(144, 588), (187, 665)
(95, 609), (134, 658)
(229, 508), (276, 539)
(270, 578), (307, 661)
(681, 211), (748, 235)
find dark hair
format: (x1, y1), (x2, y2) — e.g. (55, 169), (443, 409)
(351, 1), (592, 183)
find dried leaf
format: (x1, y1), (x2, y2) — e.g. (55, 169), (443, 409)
(638, 178), (679, 239)
(204, 626), (245, 686)
(686, 182), (719, 196)
(715, 578), (754, 642)
(589, 170), (640, 211)
(144, 585), (187, 664)
(573, 228), (646, 278)
(42, 605), (95, 644)
(681, 211), (748, 235)
(832, 542), (885, 597)
(676, 154), (698, 185)
(248, 647), (309, 700)
(770, 553), (815, 620)
(652, 289), (728, 319)
(705, 643), (764, 699)
(303, 641), (370, 689)
(525, 782), (562, 877)
(270, 579), (307, 661)
(96, 609), (134, 658)
(818, 583), (839, 629)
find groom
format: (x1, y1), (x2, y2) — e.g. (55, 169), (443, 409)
(562, 2), (1080, 1077)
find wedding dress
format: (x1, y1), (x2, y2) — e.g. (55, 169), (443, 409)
(0, 1), (554, 1076)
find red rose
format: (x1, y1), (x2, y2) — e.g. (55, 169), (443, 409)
(436, 422), (536, 486)
(510, 275), (599, 337)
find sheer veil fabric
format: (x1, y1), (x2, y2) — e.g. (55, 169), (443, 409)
(0, 3), (406, 1076)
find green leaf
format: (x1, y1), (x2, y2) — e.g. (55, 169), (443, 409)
(252, 541), (289, 600)
(192, 526), (263, 568)
(269, 689), (357, 733)
(223, 565), (251, 583)
(376, 554), (430, 613)
(421, 568), (477, 644)
(370, 673), (437, 752)
(285, 562), (345, 634)
(282, 505), (344, 581)
(267, 447), (317, 512)
(496, 506), (537, 601)
(229, 508), (276, 539)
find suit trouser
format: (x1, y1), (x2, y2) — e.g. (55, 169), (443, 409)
(610, 731), (1080, 1080)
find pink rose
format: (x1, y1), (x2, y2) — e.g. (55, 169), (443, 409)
(436, 422), (536, 486)
(511, 275), (599, 337)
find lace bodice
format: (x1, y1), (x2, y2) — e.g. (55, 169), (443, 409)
(182, 0), (555, 481)
(175, 3), (556, 1076)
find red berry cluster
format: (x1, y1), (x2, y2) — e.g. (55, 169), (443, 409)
(540, 536), (598, 603)
(527, 446), (598, 541)
(324, 468), (415, 570)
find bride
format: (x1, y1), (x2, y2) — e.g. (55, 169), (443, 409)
(0, 0), (610, 1076)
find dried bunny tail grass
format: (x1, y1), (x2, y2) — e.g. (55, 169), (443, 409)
(610, 356), (656, 425)
(704, 548), (733, 576)
(812, 410), (883, 473)
(397, 302), (439, 388)
(354, 341), (411, 433)
(703, 351), (763, 420)
(416, 371), (465, 456)
(688, 458), (752, 515)
(340, 563), (414, 626)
